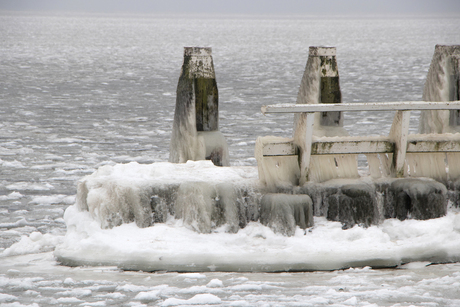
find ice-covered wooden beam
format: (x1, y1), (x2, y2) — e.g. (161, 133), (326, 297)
(262, 134), (460, 155)
(262, 101), (460, 114)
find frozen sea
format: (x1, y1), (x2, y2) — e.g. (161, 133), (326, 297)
(1, 11), (460, 306)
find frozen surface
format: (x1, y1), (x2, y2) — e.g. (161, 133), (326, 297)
(3, 251), (460, 306)
(1, 11), (460, 306)
(52, 200), (460, 272)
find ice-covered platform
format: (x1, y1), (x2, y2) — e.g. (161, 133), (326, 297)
(55, 160), (460, 272)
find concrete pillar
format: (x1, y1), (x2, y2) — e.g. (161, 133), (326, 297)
(169, 47), (229, 166)
(296, 46), (343, 127)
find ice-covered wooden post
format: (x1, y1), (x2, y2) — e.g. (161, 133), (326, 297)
(256, 46), (353, 188)
(296, 46), (343, 127)
(169, 47), (229, 166)
(420, 45), (460, 133)
(294, 46), (353, 184)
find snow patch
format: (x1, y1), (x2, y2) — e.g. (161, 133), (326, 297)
(160, 293), (221, 306)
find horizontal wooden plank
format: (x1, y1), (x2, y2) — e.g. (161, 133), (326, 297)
(407, 140), (460, 153)
(311, 140), (394, 155)
(261, 101), (460, 114)
(262, 135), (460, 157)
(263, 142), (297, 156)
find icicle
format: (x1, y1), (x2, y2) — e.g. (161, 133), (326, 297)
(308, 155), (359, 183)
(255, 136), (300, 189)
(405, 153), (448, 182)
(366, 153), (393, 179)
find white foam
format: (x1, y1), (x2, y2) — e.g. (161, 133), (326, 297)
(0, 192), (23, 201)
(0, 293), (17, 303)
(28, 195), (75, 206)
(0, 159), (26, 169)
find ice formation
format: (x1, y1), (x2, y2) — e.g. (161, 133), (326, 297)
(255, 136), (301, 188)
(55, 159), (453, 271)
(55, 198), (460, 272)
(260, 193), (313, 236)
(74, 161), (260, 231)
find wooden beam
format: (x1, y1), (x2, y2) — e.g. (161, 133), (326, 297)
(263, 142), (297, 156)
(262, 138), (460, 156)
(261, 101), (460, 114)
(407, 140), (460, 153)
(311, 140), (394, 155)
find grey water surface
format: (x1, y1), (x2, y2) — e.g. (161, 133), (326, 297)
(1, 12), (460, 306)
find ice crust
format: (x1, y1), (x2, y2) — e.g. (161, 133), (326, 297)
(55, 201), (460, 272)
(52, 161), (460, 272)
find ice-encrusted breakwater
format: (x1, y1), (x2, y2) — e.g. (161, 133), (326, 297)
(70, 161), (451, 233)
(55, 160), (460, 271)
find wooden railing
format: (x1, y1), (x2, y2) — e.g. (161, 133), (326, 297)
(261, 101), (460, 184)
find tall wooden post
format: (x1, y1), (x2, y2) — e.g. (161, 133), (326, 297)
(294, 46), (349, 184)
(169, 47), (229, 166)
(296, 46), (343, 127)
(315, 47), (343, 126)
(420, 45), (460, 133)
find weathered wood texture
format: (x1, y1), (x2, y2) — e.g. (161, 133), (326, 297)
(195, 78), (218, 131)
(178, 47), (219, 132)
(316, 47), (342, 126)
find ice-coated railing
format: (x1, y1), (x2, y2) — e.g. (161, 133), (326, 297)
(261, 101), (460, 185)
